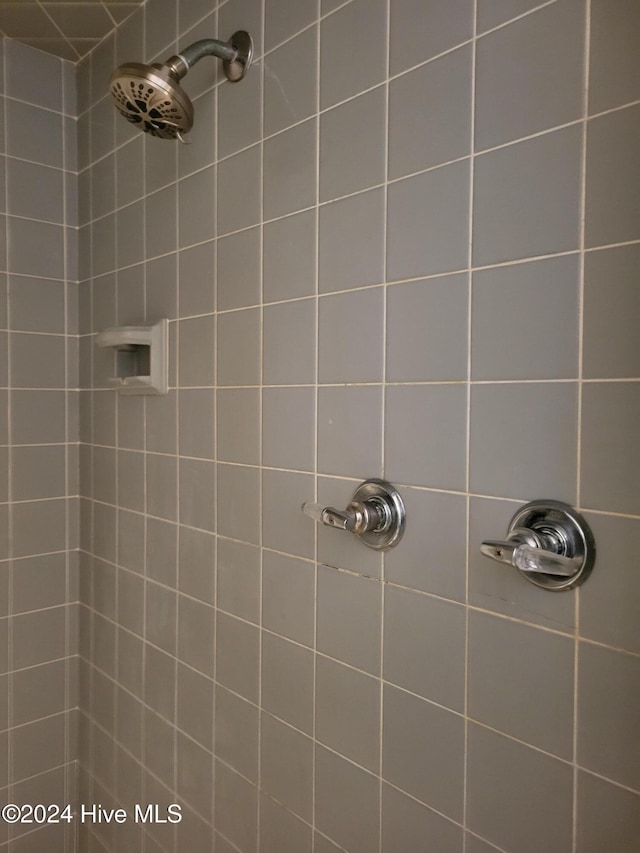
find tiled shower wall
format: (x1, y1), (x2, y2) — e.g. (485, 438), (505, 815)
(76, 1), (640, 852)
(0, 39), (79, 853)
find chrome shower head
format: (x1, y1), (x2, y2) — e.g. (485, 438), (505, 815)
(110, 31), (253, 141)
(110, 60), (194, 140)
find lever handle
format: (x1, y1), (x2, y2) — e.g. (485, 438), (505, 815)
(480, 540), (579, 577)
(478, 500), (596, 591)
(301, 502), (354, 531)
(302, 499), (382, 534)
(301, 479), (406, 551)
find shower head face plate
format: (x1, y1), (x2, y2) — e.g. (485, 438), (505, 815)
(110, 63), (194, 139)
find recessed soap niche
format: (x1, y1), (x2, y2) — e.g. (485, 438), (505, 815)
(96, 319), (168, 395)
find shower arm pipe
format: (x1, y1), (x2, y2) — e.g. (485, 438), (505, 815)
(165, 39), (238, 79)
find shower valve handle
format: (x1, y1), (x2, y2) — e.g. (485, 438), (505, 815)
(480, 535), (579, 577)
(479, 500), (596, 591)
(301, 479), (406, 551)
(302, 500), (384, 534)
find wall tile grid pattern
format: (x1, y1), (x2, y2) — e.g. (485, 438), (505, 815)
(0, 2), (145, 62)
(0, 38), (79, 853)
(75, 1), (640, 852)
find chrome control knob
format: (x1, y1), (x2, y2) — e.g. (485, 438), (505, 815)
(481, 535), (580, 577)
(302, 479), (405, 551)
(480, 500), (595, 591)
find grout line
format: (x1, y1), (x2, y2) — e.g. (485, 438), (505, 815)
(462, 1), (478, 846)
(44, 376), (640, 389)
(3, 151), (76, 176)
(475, 0), (559, 35)
(3, 90), (76, 119)
(84, 375), (640, 387)
(377, 0), (391, 846)
(255, 0), (266, 846)
(0, 548), (70, 563)
(0, 755), (78, 786)
(573, 1), (591, 848)
(69, 480), (640, 522)
(210, 81), (219, 853)
(135, 6), (149, 849)
(84, 36), (96, 842)
(101, 1), (117, 30)
(210, 7), (221, 849)
(0, 601), (71, 619)
(69, 231), (640, 286)
(3, 38), (15, 816)
(111, 50), (123, 847)
(169, 13), (180, 852)
(0, 269), (71, 284)
(310, 4), (321, 849)
(34, 0), (82, 62)
(0, 652), (77, 679)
